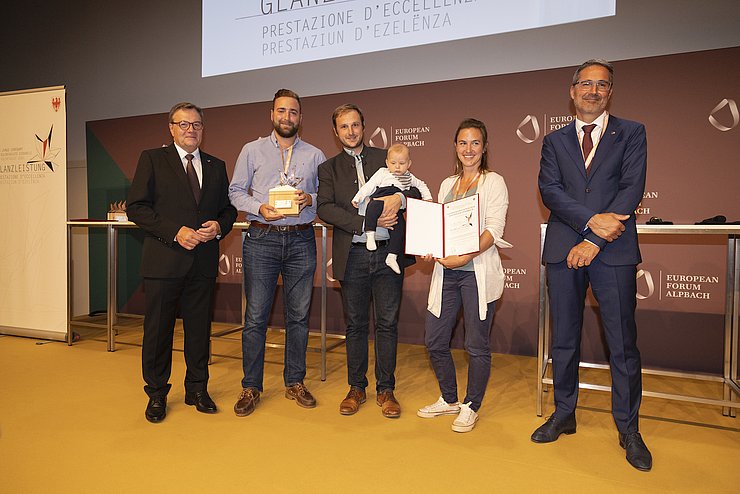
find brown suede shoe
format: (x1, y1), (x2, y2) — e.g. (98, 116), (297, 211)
(376, 390), (401, 418)
(339, 387), (366, 415)
(285, 382), (317, 408)
(234, 387), (260, 417)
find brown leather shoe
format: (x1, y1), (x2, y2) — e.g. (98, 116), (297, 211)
(234, 387), (260, 417)
(339, 387), (366, 415)
(285, 382), (317, 408)
(376, 390), (401, 418)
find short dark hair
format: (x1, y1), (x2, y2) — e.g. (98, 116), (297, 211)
(572, 58), (614, 85)
(273, 88), (301, 112)
(168, 102), (203, 123)
(453, 118), (490, 175)
(332, 103), (364, 129)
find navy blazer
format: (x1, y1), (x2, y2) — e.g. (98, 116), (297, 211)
(127, 144), (237, 278)
(538, 116), (647, 266)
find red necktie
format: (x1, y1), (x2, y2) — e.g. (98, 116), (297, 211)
(185, 154), (201, 204)
(582, 124), (596, 174)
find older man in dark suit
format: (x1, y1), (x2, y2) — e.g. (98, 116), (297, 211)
(127, 102), (237, 423)
(533, 59), (651, 471)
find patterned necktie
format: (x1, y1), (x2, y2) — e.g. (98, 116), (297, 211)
(185, 154), (201, 204)
(353, 152), (366, 187)
(582, 124), (597, 173)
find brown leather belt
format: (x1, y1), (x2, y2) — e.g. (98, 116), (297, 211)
(250, 221), (311, 232)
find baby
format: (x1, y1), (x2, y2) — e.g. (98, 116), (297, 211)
(352, 143), (432, 274)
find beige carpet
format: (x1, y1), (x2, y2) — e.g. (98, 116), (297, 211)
(0, 329), (738, 493)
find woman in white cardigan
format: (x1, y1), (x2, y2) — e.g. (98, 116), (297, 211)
(417, 118), (509, 433)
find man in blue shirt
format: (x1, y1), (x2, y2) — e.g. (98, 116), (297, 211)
(228, 89), (326, 416)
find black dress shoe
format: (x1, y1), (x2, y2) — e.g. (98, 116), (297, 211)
(185, 390), (218, 414)
(145, 396), (167, 423)
(619, 432), (652, 472)
(531, 413), (576, 443)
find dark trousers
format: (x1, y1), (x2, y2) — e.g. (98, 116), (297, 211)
(142, 263), (215, 399)
(424, 269), (495, 411)
(339, 242), (404, 392)
(364, 185), (422, 255)
(546, 259), (642, 433)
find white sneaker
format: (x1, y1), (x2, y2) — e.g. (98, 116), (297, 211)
(417, 396), (461, 418)
(451, 402), (478, 433)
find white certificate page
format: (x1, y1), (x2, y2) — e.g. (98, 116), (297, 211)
(405, 198), (443, 258)
(443, 195), (480, 256)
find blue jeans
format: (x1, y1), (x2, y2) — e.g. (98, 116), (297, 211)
(425, 269), (495, 411)
(241, 225), (316, 390)
(340, 242), (404, 392)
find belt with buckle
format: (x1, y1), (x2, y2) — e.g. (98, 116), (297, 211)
(250, 221), (311, 232)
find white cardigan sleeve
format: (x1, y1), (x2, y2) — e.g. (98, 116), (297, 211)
(481, 173), (509, 243)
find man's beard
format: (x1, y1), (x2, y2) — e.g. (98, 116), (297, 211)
(274, 120), (298, 138)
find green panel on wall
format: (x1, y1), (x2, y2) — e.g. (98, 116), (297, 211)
(85, 126), (143, 314)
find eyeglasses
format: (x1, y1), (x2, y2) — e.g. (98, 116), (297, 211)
(170, 120), (204, 131)
(572, 80), (612, 91)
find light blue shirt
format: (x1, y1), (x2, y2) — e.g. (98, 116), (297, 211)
(228, 131), (326, 225)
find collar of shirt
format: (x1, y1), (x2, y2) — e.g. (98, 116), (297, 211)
(344, 145), (364, 159)
(173, 143), (201, 164)
(575, 111), (608, 145)
(269, 130), (301, 149)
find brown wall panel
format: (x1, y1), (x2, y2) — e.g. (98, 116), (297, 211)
(88, 47), (740, 373)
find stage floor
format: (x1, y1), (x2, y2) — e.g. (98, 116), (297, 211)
(1, 330), (738, 493)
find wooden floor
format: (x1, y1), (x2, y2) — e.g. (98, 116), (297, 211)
(1, 328), (738, 493)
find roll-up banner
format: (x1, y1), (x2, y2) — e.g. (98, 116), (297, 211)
(0, 86), (68, 340)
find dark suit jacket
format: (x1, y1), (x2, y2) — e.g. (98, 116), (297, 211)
(127, 144), (237, 278)
(317, 146), (415, 281)
(538, 116), (647, 266)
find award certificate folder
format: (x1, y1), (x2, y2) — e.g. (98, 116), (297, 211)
(405, 195), (480, 258)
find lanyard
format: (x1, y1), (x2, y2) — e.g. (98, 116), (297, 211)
(452, 171), (480, 200)
(280, 144), (294, 175)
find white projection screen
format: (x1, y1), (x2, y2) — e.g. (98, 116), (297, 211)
(202, 0), (616, 77)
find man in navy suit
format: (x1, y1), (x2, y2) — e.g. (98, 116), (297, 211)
(127, 102), (237, 423)
(532, 59), (652, 471)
